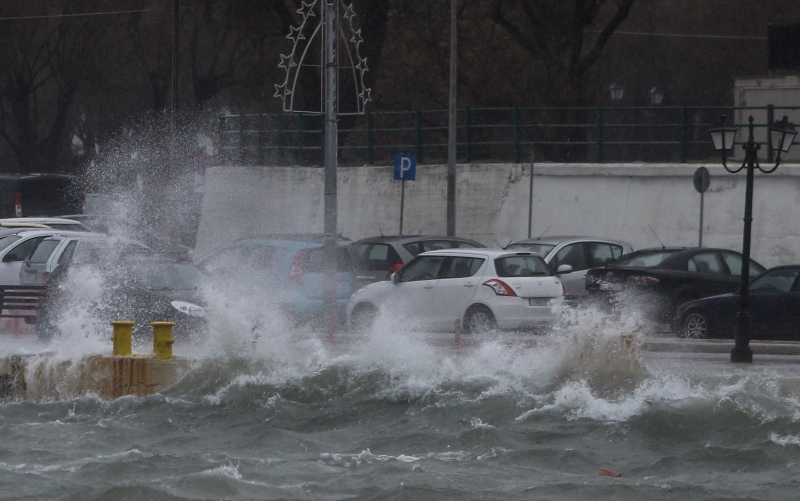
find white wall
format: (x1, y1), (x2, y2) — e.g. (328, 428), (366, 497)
(195, 162), (800, 268)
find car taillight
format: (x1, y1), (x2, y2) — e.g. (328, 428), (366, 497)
(289, 251), (307, 285)
(482, 279), (517, 296)
(14, 191), (22, 217)
(626, 276), (659, 286)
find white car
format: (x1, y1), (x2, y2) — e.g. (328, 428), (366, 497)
(0, 217), (93, 232)
(0, 229), (106, 286)
(346, 248), (565, 333)
(19, 233), (149, 287)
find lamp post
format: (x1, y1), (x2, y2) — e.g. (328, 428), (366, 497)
(709, 114), (797, 363)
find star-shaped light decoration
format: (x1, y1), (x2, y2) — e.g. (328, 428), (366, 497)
(297, 0), (316, 19)
(275, 0), (371, 115)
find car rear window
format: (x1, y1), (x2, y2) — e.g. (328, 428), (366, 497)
(505, 242), (556, 256)
(351, 242), (403, 270)
(302, 247), (354, 272)
(403, 239), (479, 257)
(494, 255), (551, 277)
(611, 251), (677, 268)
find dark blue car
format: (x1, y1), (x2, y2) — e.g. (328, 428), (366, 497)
(674, 265), (800, 340)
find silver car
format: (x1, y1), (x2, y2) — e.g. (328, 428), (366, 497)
(349, 235), (485, 286)
(504, 235), (633, 296)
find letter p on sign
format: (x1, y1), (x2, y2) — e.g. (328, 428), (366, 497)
(394, 153), (417, 181)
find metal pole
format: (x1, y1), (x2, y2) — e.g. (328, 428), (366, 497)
(446, 0), (457, 236)
(171, 0), (179, 141)
(731, 120), (757, 363)
(698, 191), (704, 247)
(527, 150), (534, 238)
(323, 0), (338, 342)
(399, 180), (405, 235)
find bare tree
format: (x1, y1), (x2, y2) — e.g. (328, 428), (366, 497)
(491, 0), (635, 105)
(0, 3), (106, 173)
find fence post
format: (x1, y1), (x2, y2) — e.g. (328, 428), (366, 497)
(297, 114), (305, 165)
(239, 113), (246, 166)
(415, 110), (423, 164)
(680, 106), (688, 163)
(217, 114), (226, 166)
(514, 107), (521, 163)
(767, 104), (775, 164)
(465, 107), (472, 163)
(277, 110), (285, 165)
(596, 106), (604, 163)
(366, 111), (374, 165)
(257, 113), (265, 166)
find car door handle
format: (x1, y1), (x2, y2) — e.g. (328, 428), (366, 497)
(463, 283), (475, 287)
(424, 284), (434, 289)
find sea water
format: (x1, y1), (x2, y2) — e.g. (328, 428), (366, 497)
(2, 299), (800, 501)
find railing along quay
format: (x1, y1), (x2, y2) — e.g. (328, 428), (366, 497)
(217, 105), (800, 167)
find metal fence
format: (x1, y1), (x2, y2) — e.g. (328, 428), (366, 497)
(217, 104), (800, 166)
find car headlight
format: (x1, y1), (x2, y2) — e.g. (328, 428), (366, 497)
(171, 300), (206, 318)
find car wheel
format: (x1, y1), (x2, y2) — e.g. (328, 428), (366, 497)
(350, 303), (378, 332)
(681, 310), (709, 339)
(463, 305), (497, 334)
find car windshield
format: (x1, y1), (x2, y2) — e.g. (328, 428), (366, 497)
(750, 268), (800, 294)
(610, 250), (677, 268)
(0, 234), (22, 253)
(129, 261), (203, 290)
(495, 255), (551, 277)
(505, 242), (556, 256)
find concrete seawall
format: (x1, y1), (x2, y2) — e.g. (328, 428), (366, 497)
(195, 162), (800, 268)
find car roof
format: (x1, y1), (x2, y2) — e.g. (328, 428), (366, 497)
(0, 217), (89, 224)
(353, 235), (484, 247)
(419, 248), (543, 259)
(508, 235), (631, 246)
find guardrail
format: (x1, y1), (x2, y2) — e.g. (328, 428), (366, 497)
(0, 286), (43, 320)
(217, 104), (800, 166)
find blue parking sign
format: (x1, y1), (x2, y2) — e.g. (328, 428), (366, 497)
(393, 153), (416, 180)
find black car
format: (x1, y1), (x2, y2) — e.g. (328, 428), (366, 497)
(674, 265), (800, 340)
(36, 253), (207, 342)
(584, 247), (766, 324)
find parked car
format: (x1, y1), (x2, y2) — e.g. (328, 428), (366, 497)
(0, 217), (93, 232)
(673, 265), (800, 340)
(36, 252), (207, 342)
(349, 235), (486, 286)
(584, 247), (766, 325)
(346, 248), (565, 333)
(504, 235), (633, 296)
(196, 234), (357, 327)
(58, 214), (194, 260)
(20, 233), (150, 287)
(0, 229), (107, 286)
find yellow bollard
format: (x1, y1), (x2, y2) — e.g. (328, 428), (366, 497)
(111, 321), (135, 356)
(151, 322), (176, 359)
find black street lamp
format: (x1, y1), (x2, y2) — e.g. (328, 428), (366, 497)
(710, 114), (797, 363)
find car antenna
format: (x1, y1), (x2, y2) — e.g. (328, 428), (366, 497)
(537, 224), (552, 239)
(648, 225), (665, 249)
(376, 219), (384, 237)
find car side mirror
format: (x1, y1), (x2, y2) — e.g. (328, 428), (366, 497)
(557, 264), (573, 274)
(391, 272), (401, 284)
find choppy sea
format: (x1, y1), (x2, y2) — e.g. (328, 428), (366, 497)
(2, 303), (800, 501)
